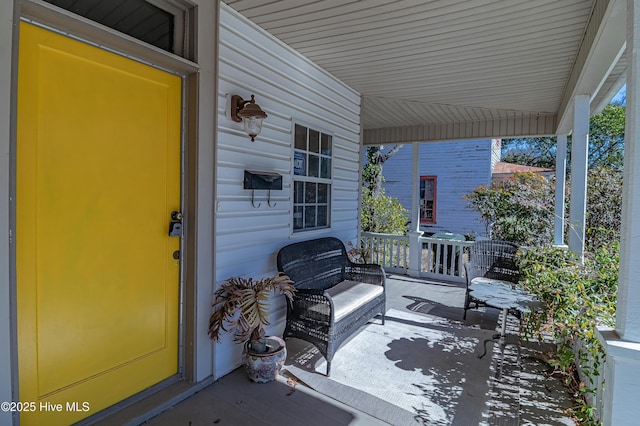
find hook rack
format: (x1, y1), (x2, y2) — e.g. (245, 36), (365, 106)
(249, 189), (277, 208)
(244, 170), (282, 209)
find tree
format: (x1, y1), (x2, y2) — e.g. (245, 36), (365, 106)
(360, 187), (409, 234)
(361, 145), (408, 234)
(585, 167), (623, 249)
(501, 104), (625, 171)
(501, 136), (557, 168)
(362, 145), (403, 196)
(464, 172), (556, 246)
(588, 104), (625, 170)
(465, 167), (622, 251)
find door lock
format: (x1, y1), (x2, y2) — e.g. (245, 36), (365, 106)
(168, 210), (183, 237)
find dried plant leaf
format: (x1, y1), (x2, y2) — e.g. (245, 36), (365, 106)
(208, 273), (296, 343)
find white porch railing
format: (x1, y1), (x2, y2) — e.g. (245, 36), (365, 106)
(360, 232), (410, 274)
(360, 232), (474, 283)
(419, 236), (473, 283)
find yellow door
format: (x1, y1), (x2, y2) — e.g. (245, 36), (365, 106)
(17, 22), (181, 425)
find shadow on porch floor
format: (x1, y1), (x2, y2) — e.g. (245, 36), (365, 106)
(139, 274), (574, 426)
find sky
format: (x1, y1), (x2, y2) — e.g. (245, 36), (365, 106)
(612, 84), (626, 104)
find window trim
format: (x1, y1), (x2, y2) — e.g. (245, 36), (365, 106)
(419, 175), (437, 224)
(291, 122), (334, 234)
(147, 0), (191, 57)
(24, 0), (196, 63)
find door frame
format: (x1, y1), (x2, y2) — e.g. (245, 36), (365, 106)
(9, 0), (203, 419)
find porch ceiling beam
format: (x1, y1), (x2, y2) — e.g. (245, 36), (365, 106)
(362, 114), (556, 146)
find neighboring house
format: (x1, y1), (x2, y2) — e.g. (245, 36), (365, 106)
(380, 139), (501, 238)
(492, 161), (555, 182)
(379, 140), (556, 238)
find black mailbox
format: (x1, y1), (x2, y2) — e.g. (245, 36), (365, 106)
(243, 170), (283, 191)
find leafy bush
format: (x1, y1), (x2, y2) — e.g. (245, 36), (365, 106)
(361, 187), (409, 234)
(518, 244), (618, 424)
(464, 172), (555, 246)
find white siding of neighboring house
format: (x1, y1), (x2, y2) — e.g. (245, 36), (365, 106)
(380, 141), (492, 237)
(214, 4), (362, 378)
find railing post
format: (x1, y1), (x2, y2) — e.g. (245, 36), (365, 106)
(408, 231), (423, 277)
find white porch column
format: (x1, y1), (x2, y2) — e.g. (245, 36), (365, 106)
(597, 1), (640, 425)
(568, 95), (590, 260)
(616, 0), (640, 344)
(408, 142), (423, 277)
(554, 134), (568, 247)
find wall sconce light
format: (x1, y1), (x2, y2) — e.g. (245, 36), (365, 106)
(228, 94), (268, 141)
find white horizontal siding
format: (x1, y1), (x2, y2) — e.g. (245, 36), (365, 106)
(420, 140), (491, 237)
(215, 4), (361, 377)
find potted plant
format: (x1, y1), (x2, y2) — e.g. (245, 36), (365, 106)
(208, 272), (295, 382)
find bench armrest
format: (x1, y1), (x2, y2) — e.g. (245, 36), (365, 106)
(464, 262), (482, 284)
(345, 263), (385, 287)
(288, 288), (334, 324)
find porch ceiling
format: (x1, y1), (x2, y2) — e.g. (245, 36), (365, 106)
(223, 0), (627, 144)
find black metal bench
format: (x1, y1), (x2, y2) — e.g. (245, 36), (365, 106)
(277, 237), (386, 376)
(464, 240), (543, 358)
(463, 239), (521, 320)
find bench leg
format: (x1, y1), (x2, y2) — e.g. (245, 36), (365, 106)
(381, 311), (385, 325)
(326, 360), (331, 377)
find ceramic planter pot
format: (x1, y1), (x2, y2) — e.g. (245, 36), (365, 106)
(243, 336), (287, 383)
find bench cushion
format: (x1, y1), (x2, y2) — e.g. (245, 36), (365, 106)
(326, 280), (384, 322)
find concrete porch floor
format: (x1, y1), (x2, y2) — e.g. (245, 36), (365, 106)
(103, 274), (575, 426)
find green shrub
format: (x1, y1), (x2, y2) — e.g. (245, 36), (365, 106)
(465, 172), (555, 246)
(518, 244), (618, 425)
(361, 187), (409, 234)
(586, 167), (622, 250)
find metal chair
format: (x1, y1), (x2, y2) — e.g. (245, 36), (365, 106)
(463, 239), (520, 320)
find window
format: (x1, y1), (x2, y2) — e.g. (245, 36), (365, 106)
(43, 0), (189, 56)
(293, 124), (332, 231)
(420, 176), (437, 223)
